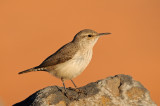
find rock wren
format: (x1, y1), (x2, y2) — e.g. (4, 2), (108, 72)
(19, 29), (111, 91)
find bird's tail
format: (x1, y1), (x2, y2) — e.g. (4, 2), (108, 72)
(18, 67), (47, 74)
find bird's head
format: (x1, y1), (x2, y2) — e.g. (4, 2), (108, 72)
(72, 29), (111, 48)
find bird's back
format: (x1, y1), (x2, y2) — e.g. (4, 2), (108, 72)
(38, 42), (79, 68)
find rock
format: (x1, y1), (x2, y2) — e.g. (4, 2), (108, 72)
(13, 74), (157, 106)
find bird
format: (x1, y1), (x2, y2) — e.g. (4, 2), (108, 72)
(18, 29), (111, 92)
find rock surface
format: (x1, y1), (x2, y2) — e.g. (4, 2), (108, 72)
(13, 74), (157, 106)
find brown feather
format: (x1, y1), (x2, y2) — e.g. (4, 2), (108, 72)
(37, 42), (79, 68)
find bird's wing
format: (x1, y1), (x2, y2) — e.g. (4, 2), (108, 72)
(37, 42), (79, 68)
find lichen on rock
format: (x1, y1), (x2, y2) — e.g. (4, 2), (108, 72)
(13, 74), (157, 106)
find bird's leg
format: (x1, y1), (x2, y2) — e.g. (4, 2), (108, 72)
(70, 79), (86, 94)
(71, 79), (77, 88)
(61, 78), (67, 93)
(61, 79), (73, 99)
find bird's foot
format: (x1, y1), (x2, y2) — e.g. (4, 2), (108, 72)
(76, 88), (86, 94)
(70, 88), (87, 95)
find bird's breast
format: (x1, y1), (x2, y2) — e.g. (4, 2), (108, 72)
(51, 49), (93, 80)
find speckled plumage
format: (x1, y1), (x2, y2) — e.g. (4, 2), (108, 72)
(38, 42), (79, 68)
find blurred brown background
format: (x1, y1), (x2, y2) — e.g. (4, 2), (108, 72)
(0, 0), (160, 105)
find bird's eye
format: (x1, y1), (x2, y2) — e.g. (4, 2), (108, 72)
(88, 35), (92, 37)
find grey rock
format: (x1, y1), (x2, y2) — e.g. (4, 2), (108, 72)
(13, 74), (157, 106)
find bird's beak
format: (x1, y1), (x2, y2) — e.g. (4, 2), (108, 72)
(98, 32), (111, 36)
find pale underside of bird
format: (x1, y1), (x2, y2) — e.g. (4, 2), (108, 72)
(18, 29), (111, 92)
